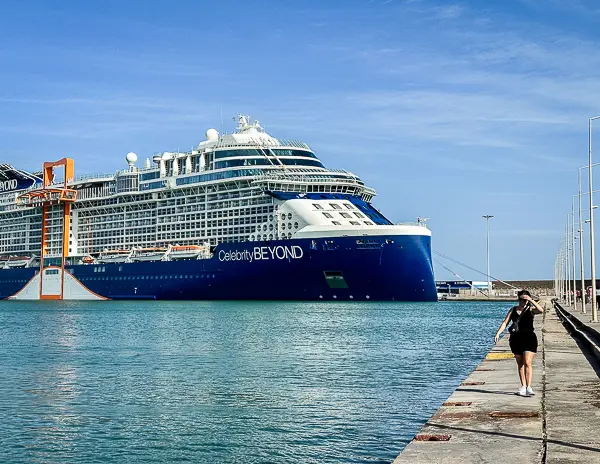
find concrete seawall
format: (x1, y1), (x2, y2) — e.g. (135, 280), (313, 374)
(393, 300), (600, 463)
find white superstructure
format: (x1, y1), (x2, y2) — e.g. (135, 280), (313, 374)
(0, 115), (428, 262)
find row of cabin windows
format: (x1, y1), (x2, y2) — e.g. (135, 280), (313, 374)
(330, 220), (373, 226)
(313, 203), (355, 211)
(322, 211), (365, 219)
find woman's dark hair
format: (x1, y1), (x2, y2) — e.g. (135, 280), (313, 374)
(517, 289), (531, 299)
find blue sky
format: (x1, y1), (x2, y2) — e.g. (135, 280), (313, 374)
(1, 0), (599, 281)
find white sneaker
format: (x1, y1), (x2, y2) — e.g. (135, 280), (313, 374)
(517, 386), (527, 396)
(526, 387), (535, 396)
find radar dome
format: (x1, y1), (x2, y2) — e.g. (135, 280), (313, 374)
(126, 152), (138, 166)
(206, 128), (219, 141)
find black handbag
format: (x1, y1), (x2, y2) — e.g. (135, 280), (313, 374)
(509, 306), (527, 334)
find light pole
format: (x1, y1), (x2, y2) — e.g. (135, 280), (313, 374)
(563, 236), (568, 302)
(578, 167), (590, 312)
(566, 221), (572, 306)
(560, 249), (564, 299)
(589, 116), (600, 322)
(571, 200), (578, 310)
(558, 243), (567, 301)
(560, 243), (564, 300)
(482, 215), (494, 295)
(555, 251), (561, 299)
(573, 180), (600, 312)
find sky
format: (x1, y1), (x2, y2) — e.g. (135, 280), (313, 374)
(1, 0), (599, 281)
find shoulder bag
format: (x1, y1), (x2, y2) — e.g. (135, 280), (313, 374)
(509, 305), (528, 335)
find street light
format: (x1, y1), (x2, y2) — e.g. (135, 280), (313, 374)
(574, 178), (600, 312)
(589, 116), (600, 322)
(578, 167), (592, 313)
(560, 240), (566, 301)
(482, 215), (494, 295)
(566, 220), (572, 306)
(570, 201), (579, 311)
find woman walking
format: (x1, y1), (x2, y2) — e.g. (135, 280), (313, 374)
(494, 290), (544, 396)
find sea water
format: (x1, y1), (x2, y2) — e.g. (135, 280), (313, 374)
(0, 300), (508, 463)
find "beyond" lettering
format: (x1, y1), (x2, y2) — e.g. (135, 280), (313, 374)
(218, 245), (304, 263)
(0, 179), (18, 192)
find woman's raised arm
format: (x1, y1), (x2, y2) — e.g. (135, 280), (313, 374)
(524, 295), (544, 314)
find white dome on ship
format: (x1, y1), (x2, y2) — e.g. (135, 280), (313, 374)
(126, 152), (138, 166)
(206, 128), (219, 140)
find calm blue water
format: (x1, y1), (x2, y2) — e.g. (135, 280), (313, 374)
(0, 300), (507, 463)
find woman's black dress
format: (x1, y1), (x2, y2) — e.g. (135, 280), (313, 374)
(508, 306), (538, 355)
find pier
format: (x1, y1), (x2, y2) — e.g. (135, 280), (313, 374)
(393, 300), (600, 463)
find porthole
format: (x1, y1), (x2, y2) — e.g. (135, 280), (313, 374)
(287, 213), (292, 220)
(281, 223), (286, 230)
(288, 222), (292, 229)
(281, 213), (286, 220)
(268, 234), (273, 240)
(269, 224), (274, 231)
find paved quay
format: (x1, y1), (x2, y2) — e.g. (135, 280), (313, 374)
(393, 301), (600, 464)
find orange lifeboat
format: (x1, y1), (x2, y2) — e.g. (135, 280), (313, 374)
(131, 247), (168, 262)
(169, 245), (207, 260)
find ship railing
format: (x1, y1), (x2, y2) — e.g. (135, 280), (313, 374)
(72, 173), (115, 182)
(277, 139), (311, 150)
(211, 137), (311, 150)
(364, 186), (376, 195)
(115, 165), (158, 176)
(253, 178), (362, 188)
(275, 166), (361, 180)
(16, 174), (114, 193)
(326, 168), (360, 177)
(396, 221), (429, 228)
(254, 172), (363, 186)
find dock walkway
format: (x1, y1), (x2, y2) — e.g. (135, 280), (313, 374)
(393, 302), (600, 464)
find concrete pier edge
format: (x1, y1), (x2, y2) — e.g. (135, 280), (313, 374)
(555, 302), (600, 361)
(392, 298), (600, 464)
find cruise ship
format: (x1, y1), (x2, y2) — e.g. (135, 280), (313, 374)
(0, 115), (436, 301)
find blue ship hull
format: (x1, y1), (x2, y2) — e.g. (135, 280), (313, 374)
(0, 235), (437, 301)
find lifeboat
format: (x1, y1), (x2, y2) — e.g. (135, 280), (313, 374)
(97, 249), (131, 264)
(6, 255), (34, 268)
(82, 256), (95, 264)
(131, 247), (168, 262)
(168, 245), (208, 260)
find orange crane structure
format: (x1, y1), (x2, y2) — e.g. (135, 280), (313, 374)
(16, 158), (77, 299)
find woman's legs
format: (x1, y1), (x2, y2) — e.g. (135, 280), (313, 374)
(514, 354), (525, 386)
(523, 351), (535, 387)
